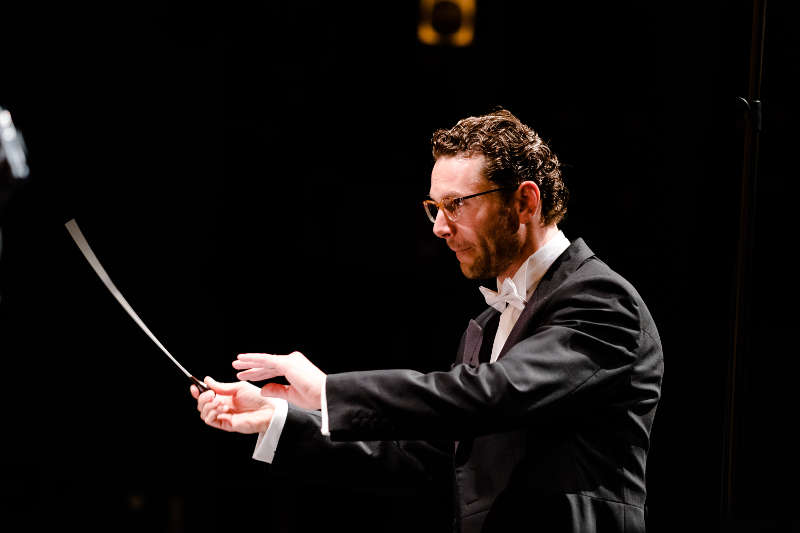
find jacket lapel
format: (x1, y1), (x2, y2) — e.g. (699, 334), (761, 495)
(459, 307), (500, 366)
(496, 238), (595, 361)
(462, 320), (483, 367)
(454, 307), (498, 458)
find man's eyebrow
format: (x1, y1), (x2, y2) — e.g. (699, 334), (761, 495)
(429, 190), (464, 201)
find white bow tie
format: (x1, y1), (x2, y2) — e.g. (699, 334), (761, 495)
(479, 278), (527, 313)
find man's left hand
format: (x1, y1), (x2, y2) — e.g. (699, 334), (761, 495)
(233, 351), (326, 410)
(190, 377), (275, 434)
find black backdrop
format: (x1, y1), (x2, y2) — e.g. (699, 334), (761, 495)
(1, 1), (797, 532)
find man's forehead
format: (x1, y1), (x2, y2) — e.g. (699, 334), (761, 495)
(429, 154), (488, 197)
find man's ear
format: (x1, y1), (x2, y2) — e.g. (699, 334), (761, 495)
(517, 181), (541, 225)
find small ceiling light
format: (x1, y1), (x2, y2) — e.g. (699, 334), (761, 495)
(418, 0), (475, 47)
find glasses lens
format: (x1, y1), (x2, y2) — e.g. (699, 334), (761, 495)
(443, 199), (459, 221)
(423, 201), (439, 223)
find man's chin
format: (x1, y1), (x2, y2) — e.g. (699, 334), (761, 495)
(460, 263), (477, 279)
(459, 260), (487, 280)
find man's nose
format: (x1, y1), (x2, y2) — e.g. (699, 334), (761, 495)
(432, 210), (452, 239)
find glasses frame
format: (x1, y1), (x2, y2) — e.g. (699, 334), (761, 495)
(422, 186), (515, 223)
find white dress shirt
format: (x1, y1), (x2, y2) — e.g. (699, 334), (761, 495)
(253, 231), (571, 460)
(252, 396), (289, 462)
(487, 230), (571, 363)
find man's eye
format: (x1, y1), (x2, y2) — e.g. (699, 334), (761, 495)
(450, 198), (464, 210)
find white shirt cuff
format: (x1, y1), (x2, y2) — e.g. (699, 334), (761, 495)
(320, 375), (330, 436)
(252, 397), (288, 463)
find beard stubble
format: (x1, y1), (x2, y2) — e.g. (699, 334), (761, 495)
(460, 206), (522, 280)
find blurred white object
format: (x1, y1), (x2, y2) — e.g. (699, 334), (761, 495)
(0, 106), (29, 181)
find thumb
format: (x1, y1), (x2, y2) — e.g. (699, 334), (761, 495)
(260, 382), (290, 400)
(204, 376), (242, 395)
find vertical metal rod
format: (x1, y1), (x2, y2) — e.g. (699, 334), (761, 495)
(721, 0), (768, 519)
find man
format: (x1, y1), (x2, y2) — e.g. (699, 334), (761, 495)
(193, 109), (664, 532)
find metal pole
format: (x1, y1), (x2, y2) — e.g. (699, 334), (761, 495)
(721, 0), (768, 519)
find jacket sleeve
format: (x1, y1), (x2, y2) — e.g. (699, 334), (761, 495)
(326, 273), (655, 441)
(268, 404), (453, 490)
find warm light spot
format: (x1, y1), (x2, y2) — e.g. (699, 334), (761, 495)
(418, 0), (475, 47)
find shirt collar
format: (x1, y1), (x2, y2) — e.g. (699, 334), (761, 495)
(496, 230), (571, 300)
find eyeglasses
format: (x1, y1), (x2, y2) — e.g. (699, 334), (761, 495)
(422, 187), (513, 223)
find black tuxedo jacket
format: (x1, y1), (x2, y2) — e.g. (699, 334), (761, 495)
(271, 239), (663, 533)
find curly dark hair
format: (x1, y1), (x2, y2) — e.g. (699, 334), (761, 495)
(431, 109), (568, 226)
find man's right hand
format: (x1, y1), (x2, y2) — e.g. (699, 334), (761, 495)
(190, 377), (274, 434)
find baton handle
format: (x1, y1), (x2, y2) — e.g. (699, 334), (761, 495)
(190, 375), (210, 394)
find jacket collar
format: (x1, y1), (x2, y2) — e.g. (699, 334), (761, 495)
(496, 238), (595, 361)
(459, 238), (595, 366)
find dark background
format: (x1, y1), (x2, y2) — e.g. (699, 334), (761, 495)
(1, 1), (797, 531)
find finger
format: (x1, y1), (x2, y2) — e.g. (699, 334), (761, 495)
(202, 404), (214, 422)
(232, 359), (278, 371)
(201, 397), (222, 420)
(214, 395), (232, 412)
(197, 390), (216, 411)
(215, 413), (237, 432)
(199, 389), (215, 402)
(236, 368), (280, 381)
(197, 395), (215, 413)
(190, 384), (199, 399)
(203, 405), (222, 426)
(237, 352), (273, 358)
(260, 382), (290, 400)
(235, 353), (284, 366)
(209, 410), (232, 432)
(204, 376), (244, 395)
(231, 359), (262, 370)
